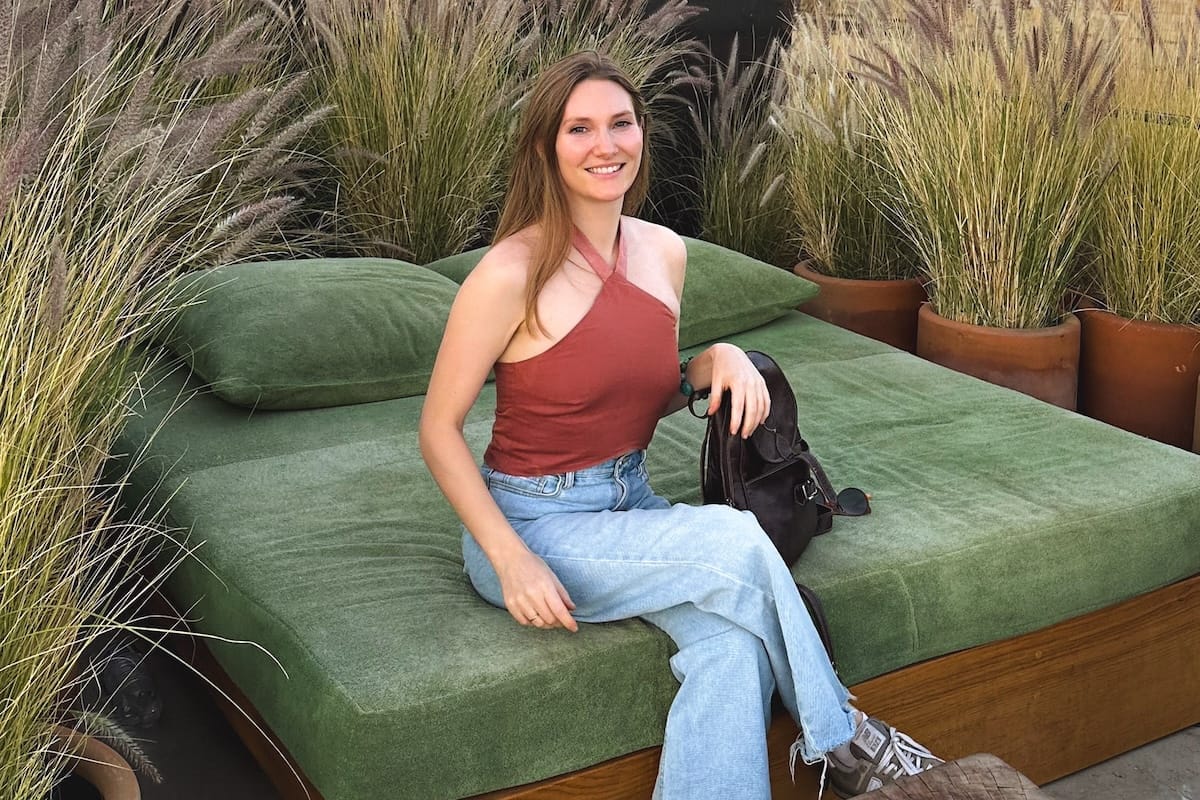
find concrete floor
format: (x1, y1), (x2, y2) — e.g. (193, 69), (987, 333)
(131, 649), (1199, 799)
(1041, 726), (1200, 800)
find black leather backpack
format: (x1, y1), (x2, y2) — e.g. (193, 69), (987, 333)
(692, 350), (870, 567)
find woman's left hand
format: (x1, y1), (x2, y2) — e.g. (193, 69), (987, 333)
(704, 343), (770, 438)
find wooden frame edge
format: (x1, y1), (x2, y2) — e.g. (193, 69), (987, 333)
(169, 573), (1200, 800)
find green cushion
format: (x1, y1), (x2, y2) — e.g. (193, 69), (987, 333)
(424, 237), (819, 348)
(423, 249), (483, 285)
(676, 238), (818, 348)
(166, 258), (459, 410)
(116, 315), (1200, 800)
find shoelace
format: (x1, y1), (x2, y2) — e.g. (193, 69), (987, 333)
(878, 725), (941, 776)
(788, 724), (941, 791)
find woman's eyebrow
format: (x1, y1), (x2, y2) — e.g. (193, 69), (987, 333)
(561, 110), (635, 125)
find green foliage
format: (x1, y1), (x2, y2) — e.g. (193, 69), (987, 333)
(0, 2), (320, 795)
(1088, 6), (1200, 326)
(303, 0), (705, 264)
(861, 0), (1119, 328)
(692, 38), (794, 268)
(305, 0), (525, 264)
(776, 8), (918, 279)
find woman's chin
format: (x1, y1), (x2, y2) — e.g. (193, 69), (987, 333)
(572, 184), (634, 205)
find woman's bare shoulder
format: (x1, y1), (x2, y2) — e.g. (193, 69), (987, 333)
(624, 217), (686, 281)
(468, 227), (539, 292)
(625, 217), (684, 256)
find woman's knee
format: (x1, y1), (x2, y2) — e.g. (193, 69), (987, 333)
(688, 506), (782, 573)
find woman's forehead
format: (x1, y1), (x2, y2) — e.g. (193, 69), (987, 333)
(561, 79), (635, 122)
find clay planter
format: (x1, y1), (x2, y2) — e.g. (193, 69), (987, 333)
(53, 726), (140, 800)
(1194, 377), (1199, 453)
(1078, 309), (1200, 450)
(916, 304), (1081, 410)
(793, 262), (927, 353)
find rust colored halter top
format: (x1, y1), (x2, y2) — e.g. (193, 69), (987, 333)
(484, 225), (679, 476)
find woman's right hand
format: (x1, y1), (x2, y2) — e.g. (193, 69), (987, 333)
(496, 548), (578, 632)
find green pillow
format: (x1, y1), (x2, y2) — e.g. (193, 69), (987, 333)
(677, 238), (818, 348)
(424, 237), (818, 349)
(166, 258), (460, 410)
(424, 248), (485, 285)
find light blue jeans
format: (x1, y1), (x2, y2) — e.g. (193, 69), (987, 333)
(462, 450), (856, 800)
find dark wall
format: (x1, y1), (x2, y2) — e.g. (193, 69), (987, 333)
(686, 0), (795, 60)
(645, 0), (796, 235)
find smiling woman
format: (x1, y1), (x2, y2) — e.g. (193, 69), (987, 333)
(556, 79), (644, 206)
(417, 51), (943, 799)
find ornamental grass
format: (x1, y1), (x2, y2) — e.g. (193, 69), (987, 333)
(304, 0), (704, 264)
(862, 0), (1119, 328)
(692, 37), (793, 267)
(776, 5), (918, 280)
(1087, 3), (1200, 326)
(0, 2), (319, 796)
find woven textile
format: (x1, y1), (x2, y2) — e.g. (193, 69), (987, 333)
(862, 753), (1050, 799)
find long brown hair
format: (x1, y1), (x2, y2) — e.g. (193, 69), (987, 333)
(494, 51), (651, 335)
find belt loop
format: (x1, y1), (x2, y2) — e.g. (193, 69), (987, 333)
(562, 470), (575, 490)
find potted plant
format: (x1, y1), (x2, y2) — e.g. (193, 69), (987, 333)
(1194, 376), (1200, 453)
(861, 0), (1119, 408)
(1077, 4), (1200, 449)
(51, 718), (162, 800)
(775, 5), (925, 352)
(0, 3), (319, 796)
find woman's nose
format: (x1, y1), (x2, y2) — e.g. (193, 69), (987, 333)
(593, 129), (618, 155)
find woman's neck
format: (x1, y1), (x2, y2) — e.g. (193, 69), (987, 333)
(569, 201), (623, 266)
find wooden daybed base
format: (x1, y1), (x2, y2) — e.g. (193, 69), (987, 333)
(178, 572), (1200, 800)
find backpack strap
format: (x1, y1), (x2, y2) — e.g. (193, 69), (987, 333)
(798, 450), (871, 517)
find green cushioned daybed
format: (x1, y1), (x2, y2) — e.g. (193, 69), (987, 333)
(115, 241), (1200, 800)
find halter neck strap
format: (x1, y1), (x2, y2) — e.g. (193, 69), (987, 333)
(571, 223), (626, 280)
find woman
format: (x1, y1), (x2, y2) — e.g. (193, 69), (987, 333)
(419, 51), (941, 799)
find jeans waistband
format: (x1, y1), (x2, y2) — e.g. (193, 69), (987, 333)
(484, 450), (646, 484)
(569, 449), (646, 479)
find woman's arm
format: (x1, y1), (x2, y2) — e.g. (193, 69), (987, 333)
(419, 246), (578, 631)
(656, 231), (770, 436)
(661, 345), (771, 437)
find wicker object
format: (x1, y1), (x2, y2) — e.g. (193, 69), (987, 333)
(861, 753), (1050, 799)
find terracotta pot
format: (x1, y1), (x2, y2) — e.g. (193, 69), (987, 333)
(1194, 377), (1200, 453)
(54, 726), (141, 800)
(916, 304), (1081, 410)
(1078, 309), (1200, 450)
(793, 262), (927, 353)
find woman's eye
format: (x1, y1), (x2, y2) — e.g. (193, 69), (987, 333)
(614, 119), (633, 128)
(569, 126), (587, 135)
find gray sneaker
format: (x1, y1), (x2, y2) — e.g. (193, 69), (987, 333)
(825, 716), (944, 797)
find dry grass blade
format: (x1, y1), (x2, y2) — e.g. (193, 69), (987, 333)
(1, 2), (322, 794)
(1087, 3), (1200, 326)
(693, 36), (793, 266)
(776, 5), (918, 279)
(1141, 0), (1159, 54)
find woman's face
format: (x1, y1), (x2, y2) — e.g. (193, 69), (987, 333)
(554, 78), (643, 207)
